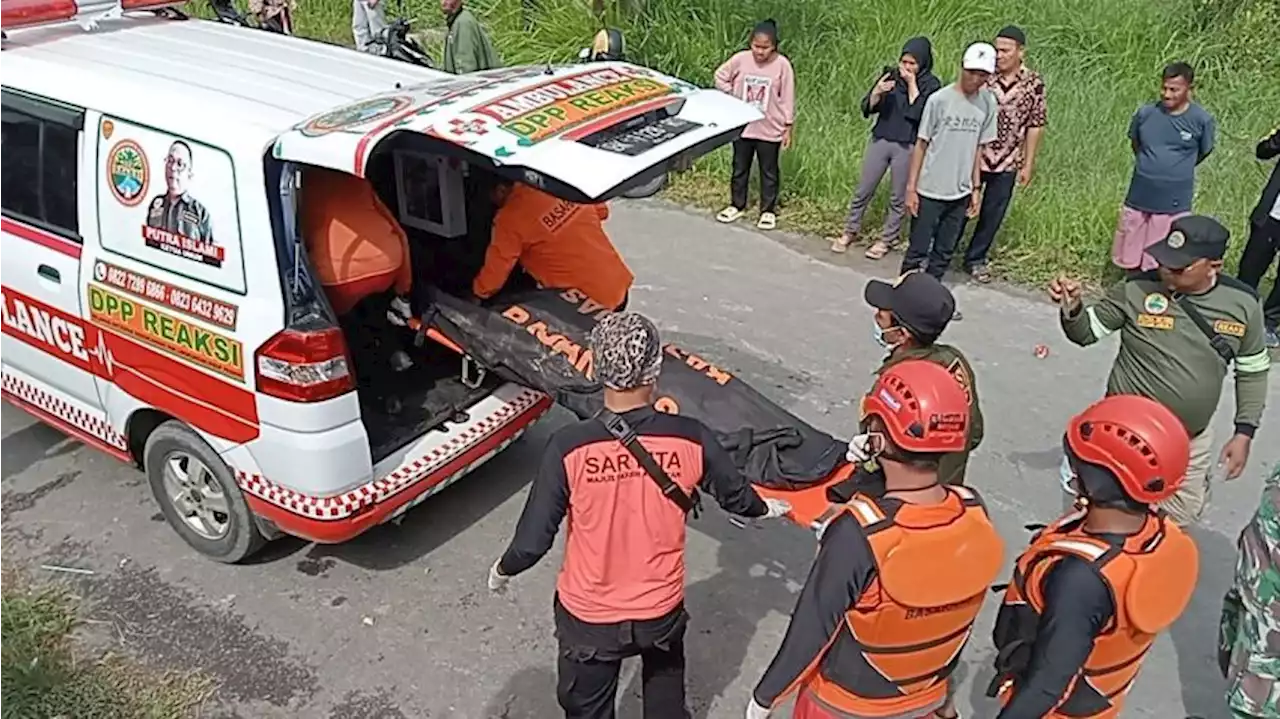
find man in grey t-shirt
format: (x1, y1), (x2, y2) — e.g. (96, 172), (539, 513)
(1111, 61), (1215, 271)
(903, 42), (999, 295)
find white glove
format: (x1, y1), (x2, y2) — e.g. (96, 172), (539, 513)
(846, 433), (875, 464)
(487, 559), (510, 593)
(761, 497), (792, 520)
(745, 699), (772, 719)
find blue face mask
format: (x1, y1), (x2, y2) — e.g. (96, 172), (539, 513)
(873, 324), (902, 350)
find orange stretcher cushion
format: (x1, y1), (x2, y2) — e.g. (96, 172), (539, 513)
(753, 463), (856, 529)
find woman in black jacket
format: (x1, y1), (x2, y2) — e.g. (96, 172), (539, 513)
(832, 36), (941, 260)
(1236, 124), (1280, 347)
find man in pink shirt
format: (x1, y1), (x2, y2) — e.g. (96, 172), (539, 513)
(713, 19), (796, 231)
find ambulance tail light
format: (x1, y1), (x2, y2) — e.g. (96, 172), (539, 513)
(255, 327), (355, 403)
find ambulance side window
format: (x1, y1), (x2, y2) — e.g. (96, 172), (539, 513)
(0, 92), (82, 239)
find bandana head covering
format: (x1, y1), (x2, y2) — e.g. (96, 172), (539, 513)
(589, 312), (663, 390)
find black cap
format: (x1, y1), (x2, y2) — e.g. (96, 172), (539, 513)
(996, 25), (1026, 46)
(1146, 215), (1230, 270)
(864, 271), (957, 341)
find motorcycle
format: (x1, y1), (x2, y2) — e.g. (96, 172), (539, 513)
(578, 28), (670, 200)
(369, 0), (434, 68)
(208, 0), (293, 34)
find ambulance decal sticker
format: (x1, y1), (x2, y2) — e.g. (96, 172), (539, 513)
(88, 285), (244, 381)
(300, 95), (414, 137)
(474, 67), (676, 144)
(97, 119), (246, 295)
(106, 139), (150, 207)
(2, 287), (111, 377)
(94, 260), (238, 330)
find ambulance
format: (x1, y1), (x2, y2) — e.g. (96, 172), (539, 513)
(0, 0), (761, 561)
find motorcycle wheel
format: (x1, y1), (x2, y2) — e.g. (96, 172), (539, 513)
(621, 173), (667, 199)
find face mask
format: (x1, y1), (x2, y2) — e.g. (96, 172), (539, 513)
(873, 324), (901, 350)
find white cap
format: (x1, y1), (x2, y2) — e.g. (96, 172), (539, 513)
(962, 42), (996, 74)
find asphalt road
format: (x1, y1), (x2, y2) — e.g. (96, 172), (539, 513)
(3, 201), (1278, 719)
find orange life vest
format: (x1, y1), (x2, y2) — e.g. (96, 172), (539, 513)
(790, 486), (1005, 718)
(991, 510), (1198, 718)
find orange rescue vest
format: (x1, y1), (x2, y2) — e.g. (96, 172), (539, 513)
(794, 486), (1005, 718)
(991, 510), (1198, 718)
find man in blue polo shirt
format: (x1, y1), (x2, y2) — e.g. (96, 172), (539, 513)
(1111, 62), (1215, 272)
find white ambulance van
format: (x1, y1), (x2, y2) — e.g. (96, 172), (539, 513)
(0, 0), (760, 561)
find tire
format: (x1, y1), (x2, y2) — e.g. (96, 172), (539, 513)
(144, 421), (266, 563)
(621, 172), (668, 199)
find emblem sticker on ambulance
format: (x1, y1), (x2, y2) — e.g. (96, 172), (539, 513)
(300, 95), (414, 138)
(106, 139), (150, 207)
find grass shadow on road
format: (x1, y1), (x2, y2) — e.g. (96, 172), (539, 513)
(1171, 525), (1237, 719)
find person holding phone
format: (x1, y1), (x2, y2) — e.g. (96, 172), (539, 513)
(832, 37), (941, 259)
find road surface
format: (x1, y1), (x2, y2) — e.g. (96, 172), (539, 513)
(3, 200), (1277, 719)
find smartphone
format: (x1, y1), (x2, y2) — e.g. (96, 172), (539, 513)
(881, 65), (899, 82)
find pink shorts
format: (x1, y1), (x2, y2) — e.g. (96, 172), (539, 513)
(1111, 206), (1189, 271)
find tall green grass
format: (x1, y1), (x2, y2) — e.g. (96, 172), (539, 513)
(256, 0), (1278, 284)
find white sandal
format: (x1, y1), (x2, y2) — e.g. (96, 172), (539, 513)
(830, 234), (852, 253)
(757, 212), (777, 230)
(716, 206), (743, 223)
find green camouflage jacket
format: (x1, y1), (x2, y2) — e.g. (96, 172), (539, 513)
(1220, 463), (1280, 718)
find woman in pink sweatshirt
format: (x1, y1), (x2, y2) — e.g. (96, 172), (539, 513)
(714, 19), (796, 231)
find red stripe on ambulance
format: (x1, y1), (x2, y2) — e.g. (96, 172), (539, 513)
(1, 285), (258, 443)
(0, 217), (81, 259)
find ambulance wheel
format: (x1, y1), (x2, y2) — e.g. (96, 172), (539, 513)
(144, 421), (265, 563)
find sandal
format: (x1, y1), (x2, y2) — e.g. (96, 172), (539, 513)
(716, 206), (743, 223)
(757, 212), (777, 230)
(864, 240), (892, 260)
(969, 264), (993, 284)
(830, 234), (853, 253)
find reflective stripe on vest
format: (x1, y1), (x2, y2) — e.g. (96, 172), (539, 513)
(804, 488), (1002, 717)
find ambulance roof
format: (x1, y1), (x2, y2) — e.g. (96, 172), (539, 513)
(0, 13), (445, 152)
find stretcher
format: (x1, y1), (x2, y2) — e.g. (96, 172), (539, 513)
(753, 463), (856, 531)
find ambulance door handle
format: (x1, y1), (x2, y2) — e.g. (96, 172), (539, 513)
(37, 265), (61, 283)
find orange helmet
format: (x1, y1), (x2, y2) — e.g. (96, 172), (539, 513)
(862, 360), (969, 453)
(1065, 395), (1189, 504)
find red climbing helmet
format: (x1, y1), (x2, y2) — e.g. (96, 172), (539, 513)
(1065, 395), (1189, 504)
(862, 360), (969, 453)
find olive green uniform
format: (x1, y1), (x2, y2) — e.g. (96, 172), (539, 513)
(878, 343), (985, 486)
(146, 192), (214, 243)
(1061, 272), (1270, 437)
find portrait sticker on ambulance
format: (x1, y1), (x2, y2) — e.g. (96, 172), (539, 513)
(97, 117), (246, 294)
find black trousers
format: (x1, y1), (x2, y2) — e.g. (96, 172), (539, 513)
(1238, 215), (1280, 327)
(902, 194), (970, 279)
(960, 170), (1017, 269)
(730, 138), (781, 214)
(554, 596), (690, 719)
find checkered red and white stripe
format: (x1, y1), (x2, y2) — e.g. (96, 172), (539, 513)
(1, 372), (128, 451)
(234, 388), (546, 520)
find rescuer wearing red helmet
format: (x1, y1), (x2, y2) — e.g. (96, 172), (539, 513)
(746, 360), (1005, 719)
(989, 394), (1200, 719)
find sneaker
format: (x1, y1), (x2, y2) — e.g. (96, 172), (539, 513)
(952, 309), (964, 322)
(757, 212), (777, 230)
(1266, 326), (1279, 349)
(968, 264), (992, 284)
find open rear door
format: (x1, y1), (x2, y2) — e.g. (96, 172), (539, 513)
(271, 63), (763, 202)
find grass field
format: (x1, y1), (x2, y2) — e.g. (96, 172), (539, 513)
(1, 573), (211, 719)
(254, 0), (1276, 285)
